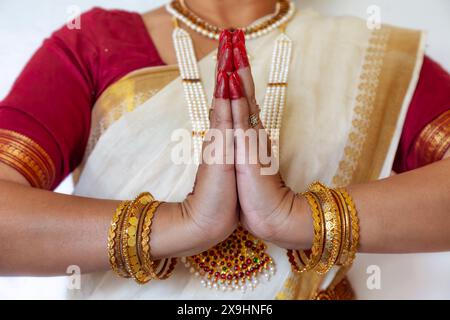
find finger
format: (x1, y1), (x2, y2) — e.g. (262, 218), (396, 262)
(232, 31), (270, 156)
(229, 71), (249, 130)
(217, 30), (234, 75)
(201, 71), (233, 169)
(232, 30), (260, 118)
(230, 71), (257, 168)
(211, 71), (233, 131)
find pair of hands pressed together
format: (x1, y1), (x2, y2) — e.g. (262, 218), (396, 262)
(181, 30), (313, 255)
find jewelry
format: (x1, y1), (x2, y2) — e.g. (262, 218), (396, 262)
(172, 18), (210, 163)
(166, 0), (295, 40)
(168, 2), (294, 292)
(249, 113), (260, 128)
(156, 257), (179, 280)
(183, 226), (275, 292)
(337, 188), (359, 266)
(121, 192), (155, 284)
(260, 33), (292, 158)
(287, 192), (325, 273)
(331, 189), (350, 266)
(140, 200), (163, 279)
(108, 200), (132, 278)
(309, 182), (342, 274)
(170, 14), (293, 163)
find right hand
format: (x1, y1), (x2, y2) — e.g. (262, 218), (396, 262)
(181, 30), (238, 251)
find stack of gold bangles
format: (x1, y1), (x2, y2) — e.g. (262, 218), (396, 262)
(287, 182), (360, 274)
(108, 192), (178, 284)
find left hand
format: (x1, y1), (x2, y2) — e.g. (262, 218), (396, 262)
(229, 31), (312, 248)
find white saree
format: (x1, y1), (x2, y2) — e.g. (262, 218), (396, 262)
(70, 9), (425, 299)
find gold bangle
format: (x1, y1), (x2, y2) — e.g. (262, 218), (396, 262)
(288, 192), (325, 273)
(331, 189), (350, 266)
(108, 200), (132, 278)
(337, 188), (359, 266)
(309, 182), (342, 274)
(153, 257), (179, 280)
(140, 200), (163, 279)
(122, 192), (154, 284)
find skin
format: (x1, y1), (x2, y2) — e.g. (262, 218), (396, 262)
(0, 0), (449, 277)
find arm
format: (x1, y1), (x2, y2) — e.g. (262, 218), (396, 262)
(230, 32), (450, 253)
(0, 32), (239, 276)
(0, 13), (240, 277)
(269, 156), (450, 253)
(0, 161), (234, 276)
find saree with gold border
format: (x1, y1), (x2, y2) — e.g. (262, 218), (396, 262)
(64, 9), (427, 299)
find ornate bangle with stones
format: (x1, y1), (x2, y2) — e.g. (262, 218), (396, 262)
(108, 200), (132, 278)
(155, 257), (178, 280)
(309, 182), (342, 275)
(336, 188), (359, 267)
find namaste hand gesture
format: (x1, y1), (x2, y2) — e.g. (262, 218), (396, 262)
(185, 30), (311, 253)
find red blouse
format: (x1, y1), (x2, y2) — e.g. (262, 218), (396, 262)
(0, 8), (449, 189)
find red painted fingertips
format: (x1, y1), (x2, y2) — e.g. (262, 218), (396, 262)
(229, 72), (243, 100)
(218, 29), (232, 58)
(217, 42), (234, 73)
(214, 71), (230, 99)
(233, 40), (250, 70)
(232, 29), (246, 46)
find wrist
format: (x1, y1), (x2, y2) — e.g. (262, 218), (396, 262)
(266, 192), (314, 250)
(150, 202), (212, 259)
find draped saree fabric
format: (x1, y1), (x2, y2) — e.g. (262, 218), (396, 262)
(71, 9), (424, 299)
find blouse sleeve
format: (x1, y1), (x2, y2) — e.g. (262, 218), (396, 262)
(393, 56), (450, 173)
(0, 12), (99, 189)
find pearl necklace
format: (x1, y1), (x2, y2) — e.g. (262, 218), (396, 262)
(166, 0), (295, 40)
(169, 8), (294, 292)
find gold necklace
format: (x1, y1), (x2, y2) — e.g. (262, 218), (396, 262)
(166, 0), (295, 40)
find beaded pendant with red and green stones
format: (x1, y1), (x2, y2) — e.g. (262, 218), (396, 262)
(182, 226), (275, 292)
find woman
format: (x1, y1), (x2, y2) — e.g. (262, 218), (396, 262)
(0, 0), (449, 300)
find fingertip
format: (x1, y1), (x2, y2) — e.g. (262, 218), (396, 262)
(233, 41), (250, 70)
(219, 29), (233, 44)
(217, 42), (234, 74)
(214, 71), (230, 99)
(229, 72), (243, 100)
(232, 29), (246, 45)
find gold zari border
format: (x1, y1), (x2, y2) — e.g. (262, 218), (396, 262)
(280, 24), (423, 300)
(414, 109), (450, 165)
(0, 129), (55, 189)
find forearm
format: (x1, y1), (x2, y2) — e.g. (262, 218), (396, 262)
(347, 157), (450, 253)
(0, 170), (203, 276)
(273, 158), (450, 253)
(0, 179), (117, 276)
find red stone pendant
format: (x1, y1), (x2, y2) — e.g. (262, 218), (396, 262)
(182, 226), (275, 292)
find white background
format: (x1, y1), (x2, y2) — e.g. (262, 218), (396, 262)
(0, 0), (449, 299)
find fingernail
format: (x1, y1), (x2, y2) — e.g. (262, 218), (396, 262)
(217, 42), (234, 73)
(232, 29), (246, 45)
(233, 41), (250, 70)
(229, 72), (243, 100)
(214, 71), (230, 99)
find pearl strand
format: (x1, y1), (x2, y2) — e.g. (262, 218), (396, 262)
(166, 0), (295, 41)
(173, 27), (210, 163)
(260, 32), (293, 157)
(171, 19), (293, 293)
